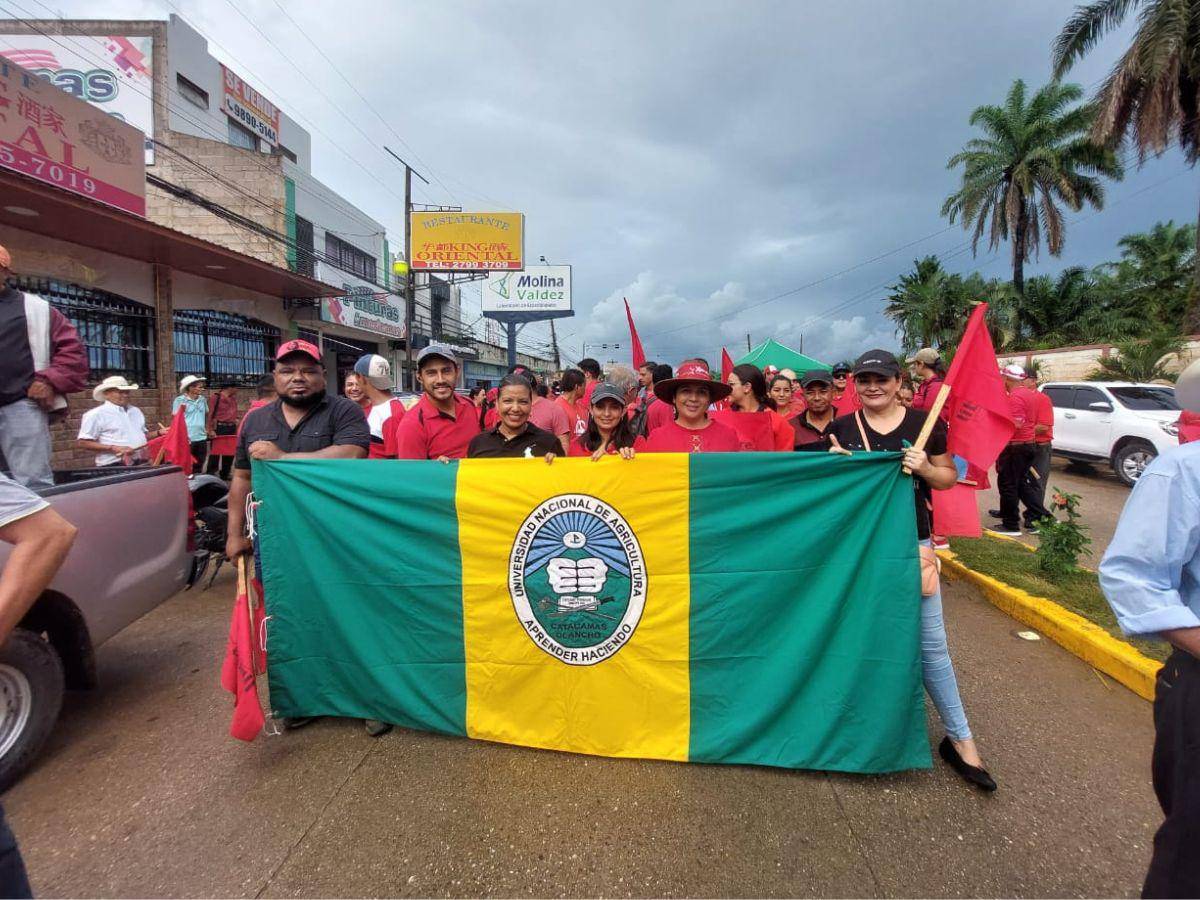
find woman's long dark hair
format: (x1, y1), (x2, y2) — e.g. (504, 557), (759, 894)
(732, 364), (776, 411)
(581, 400), (637, 452)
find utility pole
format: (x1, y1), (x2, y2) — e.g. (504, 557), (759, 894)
(385, 147), (429, 390)
(746, 333), (752, 353)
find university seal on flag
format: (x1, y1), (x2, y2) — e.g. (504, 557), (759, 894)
(508, 494), (647, 666)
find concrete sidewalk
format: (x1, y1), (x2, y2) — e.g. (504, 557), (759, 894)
(6, 571), (1159, 898)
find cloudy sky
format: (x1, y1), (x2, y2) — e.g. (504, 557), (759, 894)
(7, 0), (1195, 366)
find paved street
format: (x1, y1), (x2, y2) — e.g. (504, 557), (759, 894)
(978, 455), (1133, 559)
(4, 566), (1160, 898)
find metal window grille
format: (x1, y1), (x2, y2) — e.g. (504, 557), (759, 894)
(324, 233), (376, 281)
(173, 310), (280, 387)
(18, 277), (156, 386)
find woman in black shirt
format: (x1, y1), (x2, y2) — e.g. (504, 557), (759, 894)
(467, 375), (560, 461)
(827, 350), (996, 792)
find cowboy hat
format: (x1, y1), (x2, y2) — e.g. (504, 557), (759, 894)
(178, 374), (206, 392)
(92, 375), (138, 402)
(653, 361), (733, 403)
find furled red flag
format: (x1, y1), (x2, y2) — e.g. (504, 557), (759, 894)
(720, 348), (734, 383)
(942, 303), (1015, 472)
(221, 560), (267, 741)
(145, 406), (194, 467)
(624, 298), (646, 370)
(711, 408), (777, 451)
(1179, 410), (1200, 444)
(931, 484), (982, 538)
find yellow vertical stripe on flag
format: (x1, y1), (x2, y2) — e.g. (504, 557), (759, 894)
(458, 455), (691, 761)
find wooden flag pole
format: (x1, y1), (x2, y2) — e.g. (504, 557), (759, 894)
(904, 382), (952, 473)
(236, 555), (256, 675)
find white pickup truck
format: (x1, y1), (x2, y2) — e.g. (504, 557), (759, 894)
(1039, 381), (1181, 486)
(0, 465), (194, 790)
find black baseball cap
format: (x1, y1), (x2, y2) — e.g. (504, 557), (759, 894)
(831, 362), (851, 377)
(851, 349), (902, 378)
(800, 369), (833, 388)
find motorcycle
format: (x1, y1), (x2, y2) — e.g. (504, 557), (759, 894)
(187, 473), (230, 590)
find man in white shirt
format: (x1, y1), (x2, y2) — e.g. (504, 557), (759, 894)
(77, 376), (161, 466)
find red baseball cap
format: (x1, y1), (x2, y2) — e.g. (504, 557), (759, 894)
(275, 339), (322, 363)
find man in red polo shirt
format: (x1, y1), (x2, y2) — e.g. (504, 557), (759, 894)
(394, 344), (480, 460)
(992, 363), (1046, 536)
(1026, 373), (1054, 528)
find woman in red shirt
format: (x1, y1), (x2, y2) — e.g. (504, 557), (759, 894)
(769, 374), (805, 420)
(569, 383), (639, 459)
(641, 362), (740, 453)
(713, 365), (794, 450)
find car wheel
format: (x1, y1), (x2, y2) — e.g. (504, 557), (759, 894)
(0, 630), (64, 792)
(1113, 441), (1157, 487)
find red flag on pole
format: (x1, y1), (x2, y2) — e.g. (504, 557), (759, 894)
(145, 406), (194, 468)
(221, 557), (267, 741)
(931, 484), (983, 538)
(720, 348), (734, 383)
(624, 298), (646, 370)
(942, 303), (1015, 472)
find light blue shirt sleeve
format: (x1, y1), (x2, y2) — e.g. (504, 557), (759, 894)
(1099, 450), (1200, 637)
(171, 395), (184, 415)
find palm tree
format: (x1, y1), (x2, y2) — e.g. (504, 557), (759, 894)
(1020, 267), (1095, 345)
(1087, 328), (1185, 381)
(1113, 220), (1195, 321)
(941, 79), (1124, 296)
(1052, 0), (1200, 327)
(883, 256), (972, 350)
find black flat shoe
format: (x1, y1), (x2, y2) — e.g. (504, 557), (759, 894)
(939, 736), (998, 792)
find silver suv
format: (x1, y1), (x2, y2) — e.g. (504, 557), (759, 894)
(1040, 382), (1181, 486)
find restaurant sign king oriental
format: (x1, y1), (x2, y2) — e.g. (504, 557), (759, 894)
(409, 211), (525, 271)
(0, 58), (146, 216)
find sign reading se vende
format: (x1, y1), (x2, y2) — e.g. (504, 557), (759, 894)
(409, 212), (524, 271)
(0, 57), (146, 216)
(220, 64), (279, 147)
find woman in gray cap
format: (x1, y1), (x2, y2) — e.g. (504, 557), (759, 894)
(569, 382), (638, 460)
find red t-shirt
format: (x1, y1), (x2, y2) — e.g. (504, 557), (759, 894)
(529, 396), (570, 438)
(911, 376), (949, 422)
(394, 393), (481, 459)
(1008, 386), (1039, 442)
(710, 408), (793, 451)
(1032, 390), (1054, 444)
(366, 398), (407, 459)
(575, 380), (598, 422)
(567, 436), (628, 457)
(783, 397), (806, 420)
(557, 396), (585, 437)
(644, 397), (675, 433)
(639, 419), (741, 453)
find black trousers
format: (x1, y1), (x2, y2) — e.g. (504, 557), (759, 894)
(997, 443), (1048, 531)
(0, 804), (31, 899)
(1144, 650), (1200, 898)
(1025, 442), (1053, 528)
(188, 440), (208, 475)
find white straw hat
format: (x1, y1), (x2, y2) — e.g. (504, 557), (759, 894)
(179, 375), (206, 392)
(92, 375), (138, 402)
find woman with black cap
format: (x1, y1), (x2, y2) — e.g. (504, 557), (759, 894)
(569, 383), (638, 460)
(826, 349), (996, 792)
(467, 374), (560, 461)
(641, 362), (740, 453)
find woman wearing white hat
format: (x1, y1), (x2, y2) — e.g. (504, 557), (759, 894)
(172, 375), (211, 473)
(77, 376), (164, 467)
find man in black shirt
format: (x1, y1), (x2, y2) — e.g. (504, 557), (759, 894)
(225, 339), (369, 561)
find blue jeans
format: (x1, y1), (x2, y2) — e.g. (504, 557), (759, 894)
(920, 538), (972, 741)
(0, 399), (52, 491)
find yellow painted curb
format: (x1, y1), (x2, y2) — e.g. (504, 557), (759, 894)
(938, 550), (1162, 701)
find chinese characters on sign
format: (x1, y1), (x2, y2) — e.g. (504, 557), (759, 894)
(220, 65), (279, 147)
(409, 212), (525, 271)
(0, 57), (146, 216)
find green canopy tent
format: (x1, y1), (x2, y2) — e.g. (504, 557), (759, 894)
(735, 339), (828, 374)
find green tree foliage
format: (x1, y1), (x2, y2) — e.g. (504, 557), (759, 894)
(885, 221), (1194, 353)
(941, 79), (1123, 295)
(1052, 0), (1200, 328)
(1086, 329), (1186, 382)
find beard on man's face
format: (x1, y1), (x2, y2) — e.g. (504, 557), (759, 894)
(280, 388), (325, 409)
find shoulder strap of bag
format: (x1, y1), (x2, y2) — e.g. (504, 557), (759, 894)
(854, 410), (872, 452)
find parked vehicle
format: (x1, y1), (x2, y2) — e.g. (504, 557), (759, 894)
(0, 465), (194, 790)
(1039, 381), (1181, 486)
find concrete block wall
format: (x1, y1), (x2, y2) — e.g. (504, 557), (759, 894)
(147, 131), (288, 269)
(998, 337), (1200, 382)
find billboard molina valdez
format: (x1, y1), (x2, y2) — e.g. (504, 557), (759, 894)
(410, 212), (524, 271)
(0, 35), (155, 164)
(483, 266), (572, 314)
(220, 64), (279, 147)
(0, 57), (147, 216)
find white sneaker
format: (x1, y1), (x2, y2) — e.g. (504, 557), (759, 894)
(931, 538), (950, 551)
(990, 528), (1022, 537)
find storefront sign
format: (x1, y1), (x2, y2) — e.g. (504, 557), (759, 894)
(319, 279), (405, 339)
(483, 265), (571, 314)
(220, 64), (279, 147)
(0, 35), (154, 163)
(409, 211), (524, 271)
(0, 57), (147, 216)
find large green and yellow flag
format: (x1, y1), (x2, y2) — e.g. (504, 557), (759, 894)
(254, 452), (931, 773)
